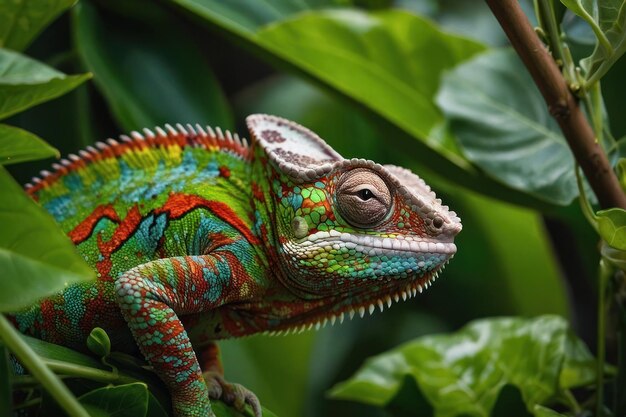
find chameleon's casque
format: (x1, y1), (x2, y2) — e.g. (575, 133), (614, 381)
(10, 115), (461, 417)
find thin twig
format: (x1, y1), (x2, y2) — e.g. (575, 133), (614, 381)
(485, 0), (626, 210)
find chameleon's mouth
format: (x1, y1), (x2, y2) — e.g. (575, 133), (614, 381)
(261, 257), (452, 336)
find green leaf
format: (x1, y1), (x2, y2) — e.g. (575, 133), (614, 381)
(79, 383), (149, 417)
(437, 48), (577, 206)
(174, 3), (485, 165)
(0, 167), (94, 312)
(0, 48), (90, 120)
(561, 0), (626, 84)
(255, 10), (484, 166)
(73, 1), (232, 131)
(183, 3), (486, 152)
(0, 0), (76, 51)
(533, 405), (567, 417)
(174, 3), (566, 209)
(597, 207), (626, 249)
(330, 316), (595, 416)
(0, 123), (58, 165)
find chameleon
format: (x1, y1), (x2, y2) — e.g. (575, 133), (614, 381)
(9, 115), (461, 416)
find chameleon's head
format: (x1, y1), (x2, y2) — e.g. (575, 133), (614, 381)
(247, 115), (461, 319)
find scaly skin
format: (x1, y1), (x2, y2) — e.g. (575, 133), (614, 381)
(9, 115), (461, 416)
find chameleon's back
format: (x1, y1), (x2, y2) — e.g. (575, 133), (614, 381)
(11, 124), (254, 349)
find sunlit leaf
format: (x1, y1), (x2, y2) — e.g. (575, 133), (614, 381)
(561, 0), (626, 83)
(330, 316), (595, 416)
(437, 48), (577, 205)
(73, 1), (232, 131)
(255, 10), (484, 166)
(0, 0), (76, 51)
(0, 167), (94, 312)
(0, 48), (90, 120)
(174, 2), (571, 209)
(0, 123), (58, 165)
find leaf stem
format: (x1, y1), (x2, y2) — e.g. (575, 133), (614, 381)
(45, 358), (137, 385)
(580, 81), (605, 146)
(0, 315), (89, 417)
(534, 0), (564, 62)
(577, 8), (613, 57)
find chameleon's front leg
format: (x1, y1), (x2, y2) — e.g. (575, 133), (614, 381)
(115, 255), (239, 417)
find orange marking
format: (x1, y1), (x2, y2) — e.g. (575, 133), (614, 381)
(156, 193), (259, 245)
(97, 205), (143, 257)
(69, 204), (120, 244)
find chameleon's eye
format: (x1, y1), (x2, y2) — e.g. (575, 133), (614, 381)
(357, 189), (374, 201)
(336, 168), (392, 228)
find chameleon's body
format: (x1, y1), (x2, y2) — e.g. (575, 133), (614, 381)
(9, 115), (461, 416)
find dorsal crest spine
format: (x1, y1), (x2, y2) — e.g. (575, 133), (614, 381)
(25, 123), (250, 195)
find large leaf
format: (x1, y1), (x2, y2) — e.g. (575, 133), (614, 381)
(173, 3), (486, 163)
(0, 48), (90, 121)
(437, 48), (578, 206)
(172, 3), (564, 209)
(561, 0), (626, 83)
(0, 123), (58, 165)
(254, 10), (484, 166)
(330, 316), (595, 417)
(0, 0), (76, 51)
(0, 167), (94, 312)
(73, 1), (232, 131)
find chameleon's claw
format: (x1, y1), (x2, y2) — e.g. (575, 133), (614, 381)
(204, 372), (262, 417)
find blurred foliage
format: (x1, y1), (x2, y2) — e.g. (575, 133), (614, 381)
(1, 0), (624, 416)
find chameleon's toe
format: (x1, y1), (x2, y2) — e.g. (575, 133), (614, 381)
(204, 372), (262, 417)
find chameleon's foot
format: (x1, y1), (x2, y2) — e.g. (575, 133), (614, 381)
(204, 371), (262, 417)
